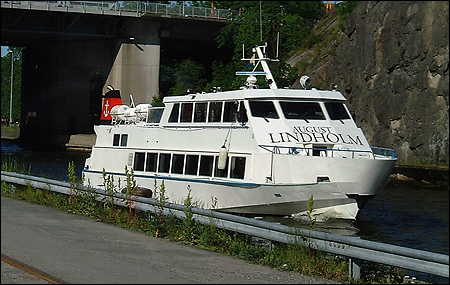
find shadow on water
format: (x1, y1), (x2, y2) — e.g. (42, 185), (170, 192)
(1, 139), (90, 182)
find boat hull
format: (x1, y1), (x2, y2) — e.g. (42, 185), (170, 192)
(83, 155), (395, 220)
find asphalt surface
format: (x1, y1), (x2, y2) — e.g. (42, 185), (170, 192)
(1, 197), (339, 284)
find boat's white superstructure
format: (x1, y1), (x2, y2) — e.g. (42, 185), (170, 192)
(83, 44), (396, 220)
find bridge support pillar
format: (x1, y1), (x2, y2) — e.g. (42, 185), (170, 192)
(105, 43), (160, 105)
(19, 39), (160, 147)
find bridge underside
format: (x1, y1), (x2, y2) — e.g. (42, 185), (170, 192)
(1, 7), (231, 146)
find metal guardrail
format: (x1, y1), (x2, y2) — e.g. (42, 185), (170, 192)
(1, 171), (448, 280)
(0, 1), (234, 20)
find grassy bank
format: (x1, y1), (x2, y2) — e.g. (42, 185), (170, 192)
(1, 125), (20, 140)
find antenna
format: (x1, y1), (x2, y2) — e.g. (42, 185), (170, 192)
(276, 32), (279, 59)
(259, 1), (263, 42)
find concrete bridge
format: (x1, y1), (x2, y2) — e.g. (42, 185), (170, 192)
(1, 1), (232, 146)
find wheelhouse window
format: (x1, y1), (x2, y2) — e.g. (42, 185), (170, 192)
(208, 102), (223, 122)
(280, 102), (325, 120)
(194, 103), (207, 122)
(181, 103), (193, 123)
(238, 102), (248, 123)
(325, 103), (351, 120)
(199, 155), (214, 176)
(223, 101), (238, 122)
(249, 101), (279, 119)
(133, 152), (145, 171)
(169, 103), (180, 123)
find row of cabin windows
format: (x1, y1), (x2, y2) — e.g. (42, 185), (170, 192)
(249, 101), (351, 121)
(169, 101), (248, 123)
(133, 152), (246, 179)
(113, 134), (128, 146)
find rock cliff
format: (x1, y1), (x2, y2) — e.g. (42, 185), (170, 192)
(290, 1), (449, 166)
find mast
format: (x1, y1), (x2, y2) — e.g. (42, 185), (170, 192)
(236, 43), (279, 90)
(255, 44), (278, 89)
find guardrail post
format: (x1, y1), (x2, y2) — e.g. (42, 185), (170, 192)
(349, 258), (362, 280)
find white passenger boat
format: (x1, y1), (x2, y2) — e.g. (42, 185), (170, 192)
(82, 43), (397, 220)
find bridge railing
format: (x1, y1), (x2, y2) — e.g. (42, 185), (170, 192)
(1, 1), (234, 20)
(142, 2), (232, 20)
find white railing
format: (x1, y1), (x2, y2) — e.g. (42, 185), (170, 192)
(258, 144), (397, 160)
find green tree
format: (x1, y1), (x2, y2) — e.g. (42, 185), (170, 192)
(168, 59), (207, 95)
(1, 47), (23, 124)
(212, 1), (325, 90)
(336, 1), (360, 31)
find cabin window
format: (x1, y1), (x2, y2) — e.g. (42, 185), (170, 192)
(120, 134), (128, 146)
(181, 103), (193, 123)
(230, 157), (246, 179)
(169, 103), (180, 123)
(312, 145), (328, 157)
(199, 155), (214, 176)
(171, 154), (185, 174)
(208, 102), (223, 122)
(113, 134), (120, 146)
(280, 102), (325, 120)
(324, 103), (351, 120)
(223, 101), (238, 122)
(147, 108), (164, 123)
(158, 153), (171, 173)
(145, 152), (158, 172)
(214, 156), (229, 178)
(185, 155), (199, 175)
(133, 152), (145, 171)
(238, 101), (248, 123)
(194, 103), (207, 122)
(249, 101), (279, 119)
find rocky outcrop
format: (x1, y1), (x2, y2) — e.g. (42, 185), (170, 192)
(291, 1), (449, 165)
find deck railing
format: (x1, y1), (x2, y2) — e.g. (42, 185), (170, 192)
(259, 145), (397, 160)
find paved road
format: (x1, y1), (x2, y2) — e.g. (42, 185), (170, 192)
(1, 197), (338, 284)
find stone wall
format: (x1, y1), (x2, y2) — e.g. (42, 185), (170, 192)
(323, 1), (449, 165)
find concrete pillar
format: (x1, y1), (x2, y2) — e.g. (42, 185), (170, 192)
(104, 43), (160, 105)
